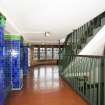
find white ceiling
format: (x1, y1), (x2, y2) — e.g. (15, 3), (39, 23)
(0, 0), (105, 44)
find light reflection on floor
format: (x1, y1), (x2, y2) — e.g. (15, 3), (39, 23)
(5, 65), (88, 105)
(33, 66), (60, 90)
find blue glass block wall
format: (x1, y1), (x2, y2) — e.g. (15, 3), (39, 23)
(4, 35), (23, 90)
(23, 46), (28, 76)
(0, 58), (5, 105)
(0, 12), (6, 105)
(4, 42), (11, 98)
(20, 38), (24, 76)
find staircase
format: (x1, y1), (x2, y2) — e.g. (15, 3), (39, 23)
(59, 11), (105, 105)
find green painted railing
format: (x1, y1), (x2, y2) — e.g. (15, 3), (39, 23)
(59, 11), (105, 105)
(59, 11), (105, 70)
(59, 55), (105, 105)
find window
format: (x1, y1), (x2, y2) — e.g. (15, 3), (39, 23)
(46, 48), (52, 59)
(32, 47), (60, 60)
(53, 48), (59, 59)
(33, 48), (38, 60)
(40, 48), (45, 60)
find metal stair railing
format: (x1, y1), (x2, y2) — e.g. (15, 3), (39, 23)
(59, 11), (105, 72)
(59, 11), (105, 105)
(59, 55), (105, 105)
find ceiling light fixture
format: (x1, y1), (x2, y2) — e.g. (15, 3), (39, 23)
(45, 32), (50, 37)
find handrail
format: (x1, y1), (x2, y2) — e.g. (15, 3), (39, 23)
(59, 55), (105, 105)
(63, 54), (105, 58)
(59, 11), (105, 105)
(60, 11), (105, 55)
(68, 11), (105, 43)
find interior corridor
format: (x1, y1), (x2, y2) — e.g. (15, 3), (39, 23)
(5, 65), (88, 105)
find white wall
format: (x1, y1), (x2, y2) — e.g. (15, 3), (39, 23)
(79, 25), (105, 56)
